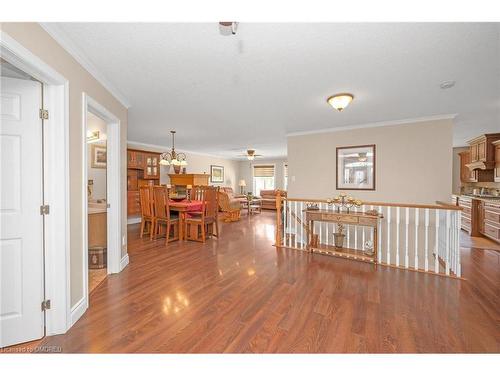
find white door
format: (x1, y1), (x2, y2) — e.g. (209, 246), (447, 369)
(0, 76), (44, 347)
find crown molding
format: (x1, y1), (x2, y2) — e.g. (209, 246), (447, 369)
(286, 114), (457, 137)
(39, 23), (131, 109)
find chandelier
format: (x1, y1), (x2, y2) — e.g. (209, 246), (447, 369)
(159, 130), (187, 174)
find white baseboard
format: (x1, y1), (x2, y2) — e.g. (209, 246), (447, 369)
(127, 217), (141, 225)
(120, 253), (129, 271)
(70, 296), (88, 327)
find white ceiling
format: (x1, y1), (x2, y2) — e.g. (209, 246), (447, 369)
(45, 23), (500, 159)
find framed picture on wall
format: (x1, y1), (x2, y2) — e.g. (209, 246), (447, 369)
(336, 144), (375, 190)
(91, 144), (107, 169)
(210, 165), (224, 183)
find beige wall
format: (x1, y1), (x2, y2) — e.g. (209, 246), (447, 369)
(287, 119), (453, 204)
(1, 23), (129, 308)
(238, 158), (288, 194)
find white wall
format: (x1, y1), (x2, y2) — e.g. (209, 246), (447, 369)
(287, 119), (453, 204)
(238, 158), (288, 194)
(87, 112), (107, 200)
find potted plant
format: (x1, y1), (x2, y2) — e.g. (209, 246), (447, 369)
(333, 223), (346, 250)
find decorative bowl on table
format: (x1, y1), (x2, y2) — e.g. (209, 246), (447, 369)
(170, 195), (187, 202)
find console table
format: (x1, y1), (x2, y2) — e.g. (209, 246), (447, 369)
(305, 209), (382, 263)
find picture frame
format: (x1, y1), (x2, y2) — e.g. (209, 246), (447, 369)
(336, 144), (376, 190)
(91, 144), (107, 169)
(210, 165), (224, 183)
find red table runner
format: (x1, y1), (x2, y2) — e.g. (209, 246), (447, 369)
(169, 199), (203, 212)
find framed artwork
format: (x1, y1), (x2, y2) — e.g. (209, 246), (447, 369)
(91, 144), (107, 169)
(336, 144), (376, 190)
(210, 165), (224, 183)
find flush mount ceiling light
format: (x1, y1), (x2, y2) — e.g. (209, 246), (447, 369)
(440, 80), (456, 89)
(327, 93), (354, 111)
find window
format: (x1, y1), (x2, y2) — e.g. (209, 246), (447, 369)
(283, 163), (288, 191)
(253, 165), (275, 196)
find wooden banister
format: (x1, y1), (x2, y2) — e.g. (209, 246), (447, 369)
(282, 197), (463, 211)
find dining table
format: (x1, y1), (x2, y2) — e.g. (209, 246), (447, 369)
(169, 199), (204, 240)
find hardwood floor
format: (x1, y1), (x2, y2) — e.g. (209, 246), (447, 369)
(89, 268), (107, 295)
(35, 212), (500, 352)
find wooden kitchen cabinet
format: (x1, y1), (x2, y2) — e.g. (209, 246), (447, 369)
(482, 201), (500, 243)
(458, 151), (477, 183)
(494, 140), (500, 182)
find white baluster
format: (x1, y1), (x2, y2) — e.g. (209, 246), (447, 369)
(386, 207), (391, 264)
(294, 201), (298, 248)
(435, 210), (439, 273)
(354, 206), (358, 250)
(325, 203), (329, 247)
(362, 205), (366, 250)
(288, 201), (292, 248)
(444, 210), (451, 275)
(396, 207), (400, 267)
(378, 206), (383, 263)
(405, 207), (409, 269)
(282, 200), (286, 247)
(424, 208), (429, 272)
(414, 208), (419, 270)
(300, 202), (304, 249)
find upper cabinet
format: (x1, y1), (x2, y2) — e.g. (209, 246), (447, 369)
(127, 150), (145, 170)
(459, 151), (477, 183)
(127, 149), (161, 180)
(494, 140), (500, 183)
(465, 133), (500, 182)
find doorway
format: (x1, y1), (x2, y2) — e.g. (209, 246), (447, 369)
(82, 93), (122, 309)
(86, 112), (108, 293)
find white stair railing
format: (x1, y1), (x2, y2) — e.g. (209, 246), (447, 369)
(277, 197), (462, 278)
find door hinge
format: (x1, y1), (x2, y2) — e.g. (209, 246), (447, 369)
(40, 205), (50, 215)
(39, 109), (49, 120)
(41, 300), (51, 311)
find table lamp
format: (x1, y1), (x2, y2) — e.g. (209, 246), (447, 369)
(239, 179), (246, 194)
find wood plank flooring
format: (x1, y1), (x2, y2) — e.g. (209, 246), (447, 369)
(34, 212), (500, 352)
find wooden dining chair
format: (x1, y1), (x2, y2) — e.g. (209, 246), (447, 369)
(191, 185), (205, 201)
(185, 186), (219, 242)
(139, 185), (155, 239)
(152, 186), (179, 245)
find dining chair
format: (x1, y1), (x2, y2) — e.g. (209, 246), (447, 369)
(191, 185), (205, 201)
(185, 186), (219, 242)
(152, 186), (179, 245)
(139, 185), (155, 239)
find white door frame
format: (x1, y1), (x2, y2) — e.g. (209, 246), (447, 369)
(1, 31), (70, 335)
(82, 93), (122, 309)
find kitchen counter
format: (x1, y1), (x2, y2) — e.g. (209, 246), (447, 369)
(453, 195), (500, 243)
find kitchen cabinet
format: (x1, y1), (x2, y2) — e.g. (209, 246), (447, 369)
(458, 151), (477, 183)
(457, 196), (472, 233)
(465, 134), (500, 183)
(481, 201), (500, 243)
(494, 140), (500, 182)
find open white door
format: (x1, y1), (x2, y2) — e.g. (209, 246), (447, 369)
(0, 76), (45, 347)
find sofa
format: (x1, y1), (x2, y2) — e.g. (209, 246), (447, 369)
(259, 190), (287, 210)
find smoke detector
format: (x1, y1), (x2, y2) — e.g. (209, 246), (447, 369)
(219, 22), (238, 36)
(440, 80), (456, 89)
